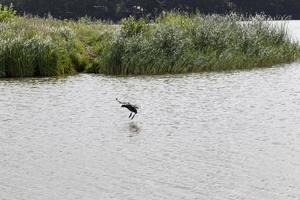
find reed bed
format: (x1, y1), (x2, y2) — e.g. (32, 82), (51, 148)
(0, 18), (72, 77)
(96, 13), (300, 75)
(0, 14), (114, 77)
(0, 8), (299, 77)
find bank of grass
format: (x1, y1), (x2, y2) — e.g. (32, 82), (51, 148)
(98, 13), (300, 75)
(0, 9), (299, 77)
(0, 14), (116, 77)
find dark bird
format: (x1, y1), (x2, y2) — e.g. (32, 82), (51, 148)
(116, 98), (140, 120)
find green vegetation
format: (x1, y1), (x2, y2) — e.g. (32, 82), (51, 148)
(0, 6), (299, 77)
(0, 3), (16, 22)
(95, 13), (300, 75)
(0, 6), (116, 77)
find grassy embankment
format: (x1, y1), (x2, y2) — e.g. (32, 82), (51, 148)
(0, 4), (299, 77)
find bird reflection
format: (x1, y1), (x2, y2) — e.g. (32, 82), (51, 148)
(128, 122), (141, 136)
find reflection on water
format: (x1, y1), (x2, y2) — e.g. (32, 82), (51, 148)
(0, 21), (300, 200)
(128, 122), (142, 136)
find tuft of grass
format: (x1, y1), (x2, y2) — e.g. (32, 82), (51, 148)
(0, 36), (73, 77)
(0, 4), (16, 22)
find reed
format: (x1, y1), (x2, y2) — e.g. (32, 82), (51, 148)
(0, 4), (16, 22)
(0, 8), (299, 77)
(94, 13), (300, 75)
(0, 16), (77, 77)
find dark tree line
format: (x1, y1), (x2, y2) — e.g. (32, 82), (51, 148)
(1, 0), (300, 20)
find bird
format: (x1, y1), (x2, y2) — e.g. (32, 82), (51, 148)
(116, 98), (139, 120)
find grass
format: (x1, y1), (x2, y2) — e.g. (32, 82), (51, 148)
(0, 14), (116, 77)
(96, 13), (300, 75)
(0, 7), (299, 77)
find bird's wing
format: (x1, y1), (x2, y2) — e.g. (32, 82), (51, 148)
(132, 104), (140, 109)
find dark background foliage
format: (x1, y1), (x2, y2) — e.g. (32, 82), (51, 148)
(1, 0), (300, 20)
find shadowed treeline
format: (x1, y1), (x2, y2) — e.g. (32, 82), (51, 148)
(0, 0), (300, 20)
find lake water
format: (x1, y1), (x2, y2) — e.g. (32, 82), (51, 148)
(1, 21), (300, 200)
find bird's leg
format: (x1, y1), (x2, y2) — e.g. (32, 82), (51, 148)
(131, 113), (136, 120)
(128, 113), (132, 118)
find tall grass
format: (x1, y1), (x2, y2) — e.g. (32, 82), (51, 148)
(0, 11), (118, 77)
(94, 12), (300, 75)
(0, 10), (299, 77)
(0, 19), (74, 77)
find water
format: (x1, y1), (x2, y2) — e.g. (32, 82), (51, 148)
(1, 22), (300, 200)
(287, 20), (300, 41)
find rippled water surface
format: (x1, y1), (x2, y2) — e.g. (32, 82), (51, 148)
(1, 21), (300, 200)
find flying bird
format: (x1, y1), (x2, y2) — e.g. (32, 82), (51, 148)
(116, 98), (140, 120)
